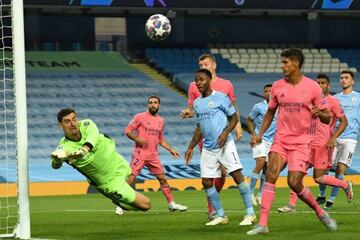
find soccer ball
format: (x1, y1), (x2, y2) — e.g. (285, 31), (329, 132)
(145, 14), (171, 41)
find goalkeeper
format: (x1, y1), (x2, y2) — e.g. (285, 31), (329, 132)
(51, 108), (151, 211)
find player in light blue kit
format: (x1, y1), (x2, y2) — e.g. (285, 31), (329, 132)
(247, 84), (277, 206)
(321, 70), (359, 209)
(185, 68), (256, 226)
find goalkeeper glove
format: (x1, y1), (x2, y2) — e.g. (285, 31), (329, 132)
(67, 145), (90, 163)
(51, 149), (67, 165)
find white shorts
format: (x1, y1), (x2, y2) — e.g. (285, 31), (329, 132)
(200, 140), (243, 178)
(332, 138), (357, 168)
(252, 140), (272, 161)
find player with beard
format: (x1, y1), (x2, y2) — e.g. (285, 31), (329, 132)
(321, 70), (360, 209)
(115, 96), (188, 215)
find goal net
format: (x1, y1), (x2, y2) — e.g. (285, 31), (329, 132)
(0, 0), (30, 239)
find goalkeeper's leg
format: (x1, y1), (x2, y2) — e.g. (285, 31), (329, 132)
(119, 192), (151, 211)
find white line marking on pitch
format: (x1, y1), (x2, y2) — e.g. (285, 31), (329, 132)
(31, 209), (360, 215)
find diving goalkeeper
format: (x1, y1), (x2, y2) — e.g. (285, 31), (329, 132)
(51, 108), (151, 211)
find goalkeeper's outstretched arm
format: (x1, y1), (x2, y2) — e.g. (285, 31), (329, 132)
(51, 148), (67, 169)
(51, 159), (62, 169)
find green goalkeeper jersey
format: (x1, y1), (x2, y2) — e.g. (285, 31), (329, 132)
(55, 119), (127, 186)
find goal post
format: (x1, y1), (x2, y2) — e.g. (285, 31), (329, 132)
(13, 0), (30, 238)
(0, 0), (30, 238)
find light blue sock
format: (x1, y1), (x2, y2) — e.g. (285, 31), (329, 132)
(249, 173), (259, 195)
(258, 174), (266, 198)
(329, 174), (344, 202)
(238, 181), (255, 216)
(205, 186), (225, 217)
(319, 184), (327, 197)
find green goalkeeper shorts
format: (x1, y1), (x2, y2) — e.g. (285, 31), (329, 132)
(97, 158), (136, 205)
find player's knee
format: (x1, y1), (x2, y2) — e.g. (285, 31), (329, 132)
(202, 178), (213, 188)
(265, 171), (278, 183)
(158, 178), (168, 185)
(287, 178), (301, 191)
(141, 198), (152, 211)
(314, 176), (324, 184)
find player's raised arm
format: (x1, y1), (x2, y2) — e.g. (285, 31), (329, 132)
(50, 147), (67, 169)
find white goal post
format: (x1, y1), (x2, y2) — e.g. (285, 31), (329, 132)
(0, 0), (30, 238)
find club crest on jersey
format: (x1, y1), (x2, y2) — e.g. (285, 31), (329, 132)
(207, 100), (215, 108)
(352, 97), (357, 103)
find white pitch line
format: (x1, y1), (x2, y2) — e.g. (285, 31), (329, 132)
(31, 238), (58, 240)
(30, 209), (360, 215)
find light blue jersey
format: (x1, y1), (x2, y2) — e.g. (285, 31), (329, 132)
(335, 91), (360, 140)
(249, 100), (277, 143)
(194, 91), (236, 150)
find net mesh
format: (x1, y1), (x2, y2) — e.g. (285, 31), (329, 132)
(0, 0), (18, 237)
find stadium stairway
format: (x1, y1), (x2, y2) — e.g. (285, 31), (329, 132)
(131, 63), (186, 97)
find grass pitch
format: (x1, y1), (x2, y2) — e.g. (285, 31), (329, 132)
(29, 186), (360, 240)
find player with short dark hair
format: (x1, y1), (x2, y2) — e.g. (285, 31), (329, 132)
(277, 73), (351, 213)
(180, 53), (243, 220)
(51, 108), (151, 212)
(247, 48), (337, 235)
(321, 70), (359, 209)
(185, 69), (256, 226)
(247, 84), (277, 206)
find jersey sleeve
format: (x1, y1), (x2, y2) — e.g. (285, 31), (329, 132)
(227, 81), (236, 102)
(268, 84), (278, 109)
(187, 82), (198, 106)
(221, 95), (236, 116)
(159, 118), (165, 142)
(331, 97), (345, 118)
(81, 119), (100, 148)
(124, 114), (141, 135)
(248, 104), (258, 120)
(313, 85), (327, 110)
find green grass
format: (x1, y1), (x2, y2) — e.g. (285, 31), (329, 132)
(28, 186), (359, 240)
